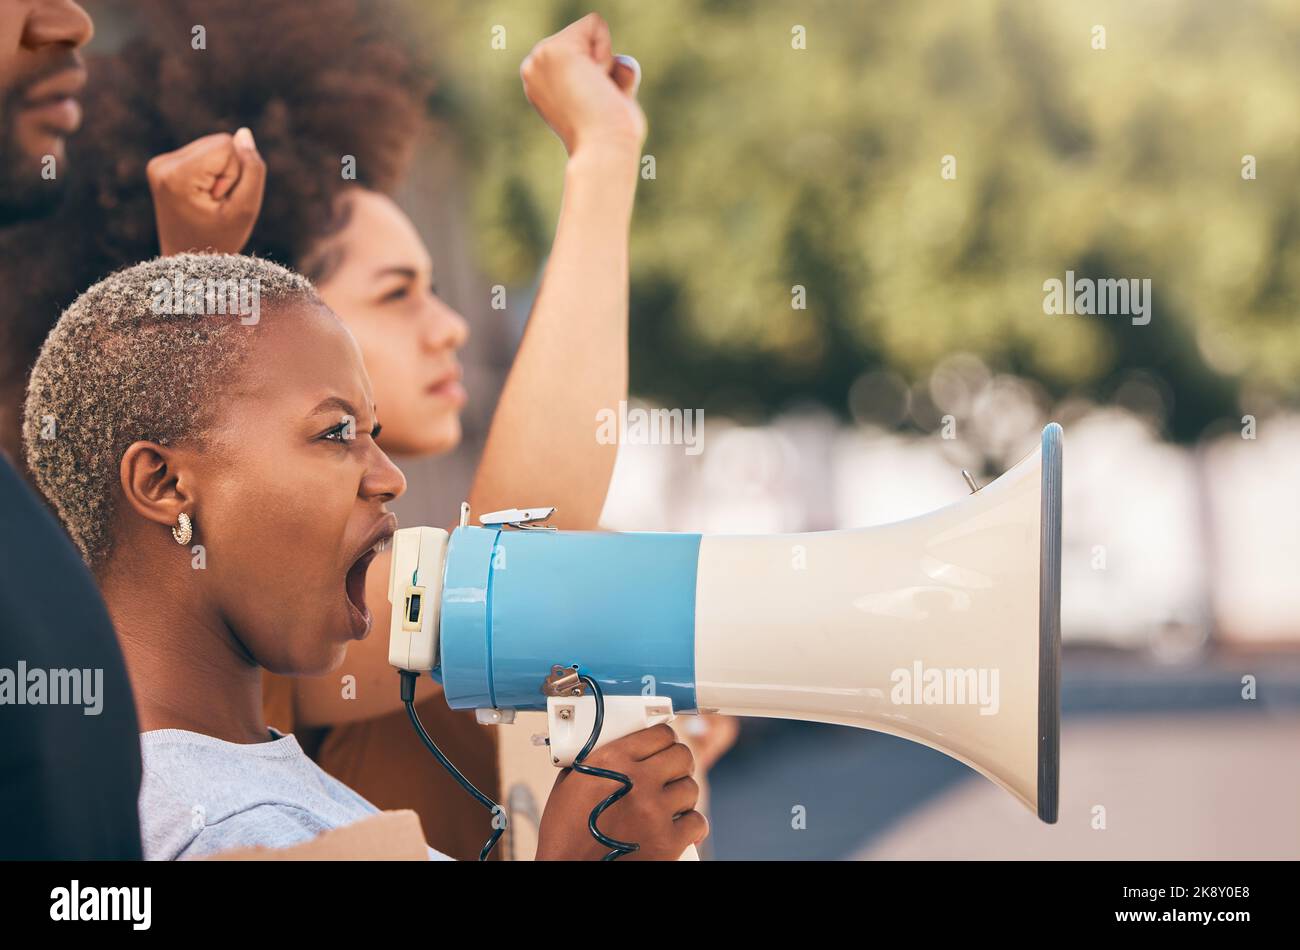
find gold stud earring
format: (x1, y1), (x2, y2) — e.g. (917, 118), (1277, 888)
(172, 512), (193, 546)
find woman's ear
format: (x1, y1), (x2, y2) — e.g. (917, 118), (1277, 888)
(118, 440), (196, 530)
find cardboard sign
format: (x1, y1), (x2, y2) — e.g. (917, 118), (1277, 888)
(204, 810), (430, 861)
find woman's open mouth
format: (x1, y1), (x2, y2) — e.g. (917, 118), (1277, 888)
(344, 542), (385, 639)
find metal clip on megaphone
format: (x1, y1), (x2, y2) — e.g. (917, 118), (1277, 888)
(390, 423), (1064, 860)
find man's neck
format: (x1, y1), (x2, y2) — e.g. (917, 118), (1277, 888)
(101, 564), (270, 744)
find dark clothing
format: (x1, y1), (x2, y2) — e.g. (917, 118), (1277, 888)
(0, 455), (142, 859)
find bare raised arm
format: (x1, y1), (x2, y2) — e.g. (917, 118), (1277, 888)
(287, 14), (643, 728)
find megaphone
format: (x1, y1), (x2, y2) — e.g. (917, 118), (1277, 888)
(390, 422), (1062, 829)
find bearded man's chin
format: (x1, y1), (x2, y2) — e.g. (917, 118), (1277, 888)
(0, 146), (68, 225)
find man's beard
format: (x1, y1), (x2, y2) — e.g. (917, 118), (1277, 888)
(0, 87), (72, 227)
(0, 58), (77, 227)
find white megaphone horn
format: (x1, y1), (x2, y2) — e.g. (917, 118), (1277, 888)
(390, 422), (1062, 830)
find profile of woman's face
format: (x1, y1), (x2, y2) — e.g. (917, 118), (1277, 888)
(310, 188), (470, 458)
(182, 302), (407, 676)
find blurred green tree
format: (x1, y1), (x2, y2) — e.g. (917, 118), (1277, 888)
(419, 0), (1300, 440)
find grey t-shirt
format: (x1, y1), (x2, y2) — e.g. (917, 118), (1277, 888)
(138, 727), (451, 861)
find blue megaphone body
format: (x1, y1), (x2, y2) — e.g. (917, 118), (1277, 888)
(437, 526), (701, 714)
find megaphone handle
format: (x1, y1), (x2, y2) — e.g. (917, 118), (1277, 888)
(546, 694), (701, 861)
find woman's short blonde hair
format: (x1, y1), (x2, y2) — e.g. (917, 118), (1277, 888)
(23, 253), (319, 567)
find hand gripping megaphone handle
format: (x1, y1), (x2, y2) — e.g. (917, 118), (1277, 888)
(545, 693), (700, 861)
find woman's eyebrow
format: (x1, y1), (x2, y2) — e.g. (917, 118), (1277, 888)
(373, 263), (437, 282)
(308, 396), (358, 419)
(372, 266), (418, 281)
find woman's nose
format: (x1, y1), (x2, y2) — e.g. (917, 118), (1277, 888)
(363, 445), (407, 503)
(421, 295), (469, 353)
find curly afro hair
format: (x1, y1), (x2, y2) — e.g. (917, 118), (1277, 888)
(0, 0), (434, 462)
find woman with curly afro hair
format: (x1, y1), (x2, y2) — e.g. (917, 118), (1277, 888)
(4, 3), (743, 859)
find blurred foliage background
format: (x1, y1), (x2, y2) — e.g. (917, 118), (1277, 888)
(415, 0), (1300, 442)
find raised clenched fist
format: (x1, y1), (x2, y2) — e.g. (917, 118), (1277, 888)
(147, 127), (266, 256)
(520, 12), (646, 158)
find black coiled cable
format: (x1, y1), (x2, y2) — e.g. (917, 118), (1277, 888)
(399, 670), (504, 861)
(571, 672), (639, 860)
(399, 667), (637, 861)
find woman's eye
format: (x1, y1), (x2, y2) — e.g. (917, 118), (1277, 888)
(380, 285), (409, 303)
(321, 421), (380, 443)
